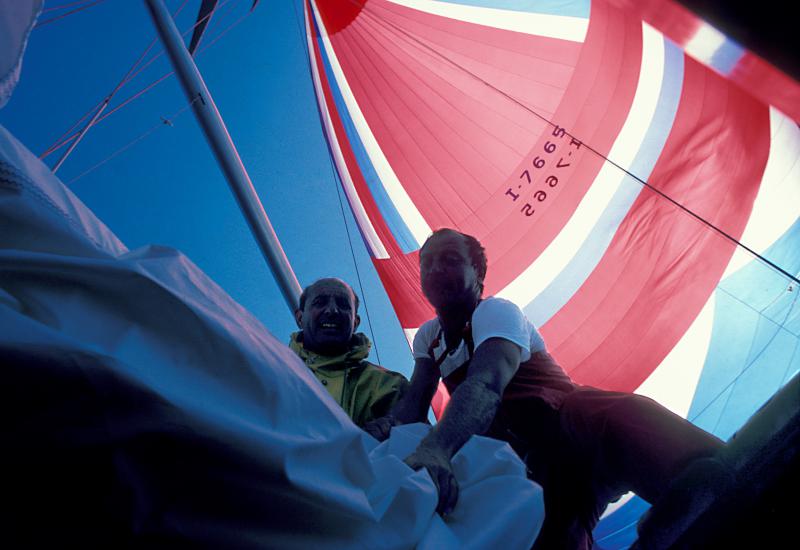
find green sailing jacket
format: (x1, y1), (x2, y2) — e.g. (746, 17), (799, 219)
(290, 332), (409, 428)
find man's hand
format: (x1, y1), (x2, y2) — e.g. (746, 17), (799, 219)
(364, 415), (400, 441)
(404, 444), (458, 516)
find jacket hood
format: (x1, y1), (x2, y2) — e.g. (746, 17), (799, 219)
(290, 331), (371, 370)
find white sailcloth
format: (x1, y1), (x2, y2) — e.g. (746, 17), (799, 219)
(0, 121), (543, 548)
(0, 0), (41, 108)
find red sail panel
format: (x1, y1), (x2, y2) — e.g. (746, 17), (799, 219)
(543, 57), (770, 390)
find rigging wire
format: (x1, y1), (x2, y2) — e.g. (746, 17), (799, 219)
(45, 0), (192, 170)
(58, 2), (251, 185)
(289, 0), (384, 364)
(353, 0), (800, 412)
(39, 0), (237, 161)
(40, 0), (191, 159)
(42, 0), (102, 14)
(359, 2), (800, 378)
(67, 1), (251, 184)
(62, 2), (255, 183)
(346, 0), (799, 289)
(689, 284), (799, 426)
(42, 36), (179, 159)
(315, 0), (799, 416)
(34, 0), (108, 29)
(123, 0), (242, 82)
(67, 97), (200, 185)
(330, 149), (386, 367)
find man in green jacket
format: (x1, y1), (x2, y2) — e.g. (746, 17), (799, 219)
(291, 278), (409, 429)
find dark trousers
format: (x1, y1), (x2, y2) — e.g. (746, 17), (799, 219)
(507, 388), (724, 550)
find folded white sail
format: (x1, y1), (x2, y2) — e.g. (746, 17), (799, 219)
(0, 122), (542, 548)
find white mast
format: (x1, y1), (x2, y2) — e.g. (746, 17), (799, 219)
(143, 0), (302, 313)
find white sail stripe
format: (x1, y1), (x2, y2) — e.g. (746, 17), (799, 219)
(683, 21), (743, 75)
(403, 327), (418, 348)
(384, 0), (588, 42)
(634, 295), (716, 418)
(721, 107), (800, 279)
(312, 0), (432, 249)
(306, 4), (389, 259)
(497, 23), (666, 307)
(683, 22), (728, 65)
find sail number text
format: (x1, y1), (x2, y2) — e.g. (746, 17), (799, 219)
(505, 125), (581, 217)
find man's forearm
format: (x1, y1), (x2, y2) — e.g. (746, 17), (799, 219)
(391, 362), (440, 424)
(419, 377), (501, 458)
(391, 378), (438, 424)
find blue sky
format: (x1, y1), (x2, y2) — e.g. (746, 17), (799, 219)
(0, 0), (413, 378)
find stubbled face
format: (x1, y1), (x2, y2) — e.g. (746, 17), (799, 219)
(420, 231), (482, 311)
(297, 280), (359, 355)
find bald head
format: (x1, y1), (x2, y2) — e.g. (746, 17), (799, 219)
(295, 278), (361, 355)
(298, 278), (360, 312)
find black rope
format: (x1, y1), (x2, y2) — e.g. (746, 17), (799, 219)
(353, 3), (800, 418)
(330, 156), (385, 367)
(354, 0), (800, 430)
(346, 0), (799, 287)
(291, 0), (383, 365)
(308, 0), (799, 432)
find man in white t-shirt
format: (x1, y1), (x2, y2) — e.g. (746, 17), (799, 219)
(365, 228), (723, 550)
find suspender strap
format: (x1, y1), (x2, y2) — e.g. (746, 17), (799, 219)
(426, 323), (474, 370)
(427, 328), (449, 370)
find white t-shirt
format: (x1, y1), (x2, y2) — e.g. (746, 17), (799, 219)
(412, 297), (546, 378)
